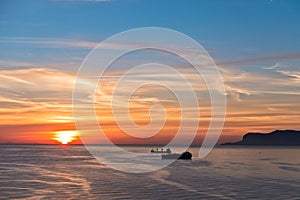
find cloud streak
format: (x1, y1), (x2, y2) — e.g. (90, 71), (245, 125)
(0, 37), (98, 49)
(0, 61), (299, 144)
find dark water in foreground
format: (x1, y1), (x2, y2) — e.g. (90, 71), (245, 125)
(0, 145), (299, 199)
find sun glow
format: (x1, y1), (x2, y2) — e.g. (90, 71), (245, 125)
(54, 130), (78, 144)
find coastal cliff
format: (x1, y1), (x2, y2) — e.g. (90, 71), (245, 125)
(222, 130), (300, 146)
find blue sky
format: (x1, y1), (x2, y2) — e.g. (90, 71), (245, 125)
(1, 0), (300, 64)
(0, 0), (300, 144)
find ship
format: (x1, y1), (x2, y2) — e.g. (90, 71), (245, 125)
(150, 147), (192, 160)
(150, 147), (172, 154)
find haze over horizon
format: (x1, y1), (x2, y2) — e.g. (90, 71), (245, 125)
(0, 0), (300, 145)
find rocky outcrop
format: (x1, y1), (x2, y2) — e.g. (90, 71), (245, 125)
(222, 130), (300, 146)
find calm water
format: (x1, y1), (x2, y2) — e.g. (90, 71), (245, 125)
(0, 145), (300, 199)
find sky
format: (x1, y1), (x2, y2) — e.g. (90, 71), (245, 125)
(0, 0), (300, 144)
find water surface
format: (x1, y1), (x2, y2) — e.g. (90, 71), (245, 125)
(0, 145), (299, 199)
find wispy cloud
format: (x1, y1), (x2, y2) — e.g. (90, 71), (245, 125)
(1, 35), (300, 143)
(0, 37), (98, 49)
(216, 54), (300, 66)
(276, 69), (300, 83)
(220, 63), (300, 96)
(0, 68), (75, 124)
(0, 60), (80, 70)
(0, 63), (300, 143)
(262, 63), (280, 70)
(0, 36), (167, 51)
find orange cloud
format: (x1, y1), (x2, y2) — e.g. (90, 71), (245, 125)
(0, 62), (299, 144)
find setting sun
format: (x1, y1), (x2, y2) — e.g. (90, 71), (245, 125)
(54, 131), (78, 144)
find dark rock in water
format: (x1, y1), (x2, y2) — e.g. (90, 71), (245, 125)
(161, 151), (192, 160)
(179, 151), (192, 159)
(221, 130), (300, 146)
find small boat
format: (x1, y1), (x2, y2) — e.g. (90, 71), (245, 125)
(161, 151), (192, 160)
(150, 147), (172, 154)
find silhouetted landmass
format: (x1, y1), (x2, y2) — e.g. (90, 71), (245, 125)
(222, 130), (300, 146)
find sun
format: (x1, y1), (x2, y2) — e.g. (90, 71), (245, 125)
(54, 130), (78, 144)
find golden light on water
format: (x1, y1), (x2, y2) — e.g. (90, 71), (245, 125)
(54, 131), (78, 144)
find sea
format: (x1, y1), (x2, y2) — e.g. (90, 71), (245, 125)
(0, 145), (299, 199)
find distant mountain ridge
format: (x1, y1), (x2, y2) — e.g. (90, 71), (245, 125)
(222, 130), (300, 146)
